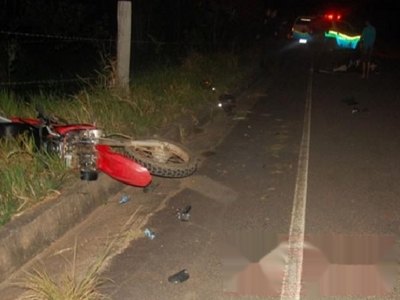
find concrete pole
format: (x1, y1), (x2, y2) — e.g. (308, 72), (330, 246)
(117, 0), (132, 91)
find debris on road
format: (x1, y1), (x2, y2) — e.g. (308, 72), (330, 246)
(342, 97), (369, 114)
(119, 195), (130, 205)
(352, 107), (369, 114)
(144, 228), (156, 240)
(168, 269), (190, 283)
(176, 205), (192, 222)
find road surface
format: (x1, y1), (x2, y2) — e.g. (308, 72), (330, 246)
(2, 42), (400, 300)
(98, 44), (400, 299)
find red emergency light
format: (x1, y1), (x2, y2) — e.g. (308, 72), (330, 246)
(324, 13), (341, 21)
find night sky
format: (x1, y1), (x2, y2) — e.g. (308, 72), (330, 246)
(0, 0), (398, 42)
(0, 0), (398, 86)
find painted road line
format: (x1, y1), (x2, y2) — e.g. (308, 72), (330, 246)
(280, 67), (313, 300)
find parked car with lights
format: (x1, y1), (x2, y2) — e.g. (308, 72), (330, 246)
(319, 13), (361, 50)
(290, 16), (315, 44)
(290, 12), (361, 50)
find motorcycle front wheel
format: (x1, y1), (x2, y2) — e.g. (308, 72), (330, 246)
(118, 139), (197, 178)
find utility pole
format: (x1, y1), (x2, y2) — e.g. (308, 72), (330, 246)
(117, 0), (132, 91)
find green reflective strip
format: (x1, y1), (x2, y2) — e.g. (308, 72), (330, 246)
(325, 30), (360, 41)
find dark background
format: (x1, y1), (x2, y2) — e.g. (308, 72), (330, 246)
(0, 0), (398, 94)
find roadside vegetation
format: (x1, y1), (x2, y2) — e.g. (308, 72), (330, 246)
(0, 51), (257, 226)
(20, 239), (112, 300)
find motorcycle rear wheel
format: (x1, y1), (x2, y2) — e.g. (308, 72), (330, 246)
(118, 139), (197, 178)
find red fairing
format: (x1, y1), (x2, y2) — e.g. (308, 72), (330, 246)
(10, 117), (42, 126)
(9, 117), (97, 135)
(96, 145), (152, 187)
(53, 124), (97, 135)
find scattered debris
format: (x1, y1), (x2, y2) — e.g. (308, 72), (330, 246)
(144, 228), (156, 240)
(342, 96), (369, 114)
(352, 107), (369, 114)
(217, 93), (236, 114)
(168, 269), (190, 283)
(119, 195), (130, 205)
(176, 205), (192, 222)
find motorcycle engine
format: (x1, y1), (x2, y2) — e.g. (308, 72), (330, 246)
(63, 129), (103, 181)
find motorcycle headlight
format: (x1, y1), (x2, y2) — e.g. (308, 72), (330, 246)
(79, 129), (103, 142)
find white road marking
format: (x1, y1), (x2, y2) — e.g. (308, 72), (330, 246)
(280, 67), (313, 300)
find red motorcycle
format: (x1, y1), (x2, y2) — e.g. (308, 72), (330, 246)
(0, 109), (197, 187)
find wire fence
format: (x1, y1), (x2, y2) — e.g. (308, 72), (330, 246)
(0, 29), (200, 90)
(0, 27), (252, 91)
(0, 29), (115, 91)
(0, 77), (97, 87)
(0, 30), (115, 43)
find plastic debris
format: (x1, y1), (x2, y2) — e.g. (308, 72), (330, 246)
(119, 195), (130, 205)
(168, 269), (190, 283)
(144, 228), (156, 240)
(352, 107), (369, 114)
(176, 205), (192, 222)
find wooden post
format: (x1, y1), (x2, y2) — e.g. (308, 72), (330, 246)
(117, 0), (132, 91)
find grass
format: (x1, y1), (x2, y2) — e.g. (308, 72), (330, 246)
(18, 205), (147, 300)
(20, 238), (111, 300)
(0, 136), (70, 225)
(0, 50), (256, 225)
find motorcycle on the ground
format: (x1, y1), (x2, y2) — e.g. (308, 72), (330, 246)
(0, 108), (197, 187)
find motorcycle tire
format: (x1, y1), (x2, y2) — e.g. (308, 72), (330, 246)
(80, 170), (99, 181)
(118, 139), (197, 178)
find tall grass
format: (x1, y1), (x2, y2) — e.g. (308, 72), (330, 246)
(0, 136), (69, 225)
(0, 51), (252, 224)
(19, 205), (147, 300)
(20, 238), (111, 300)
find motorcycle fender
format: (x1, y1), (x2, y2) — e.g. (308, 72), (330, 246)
(96, 145), (152, 187)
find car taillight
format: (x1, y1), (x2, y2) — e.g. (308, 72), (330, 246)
(324, 13), (342, 21)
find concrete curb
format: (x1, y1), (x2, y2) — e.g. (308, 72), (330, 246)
(0, 66), (263, 285)
(0, 175), (125, 283)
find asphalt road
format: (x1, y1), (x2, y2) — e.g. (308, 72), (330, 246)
(95, 44), (400, 300)
(2, 42), (399, 300)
